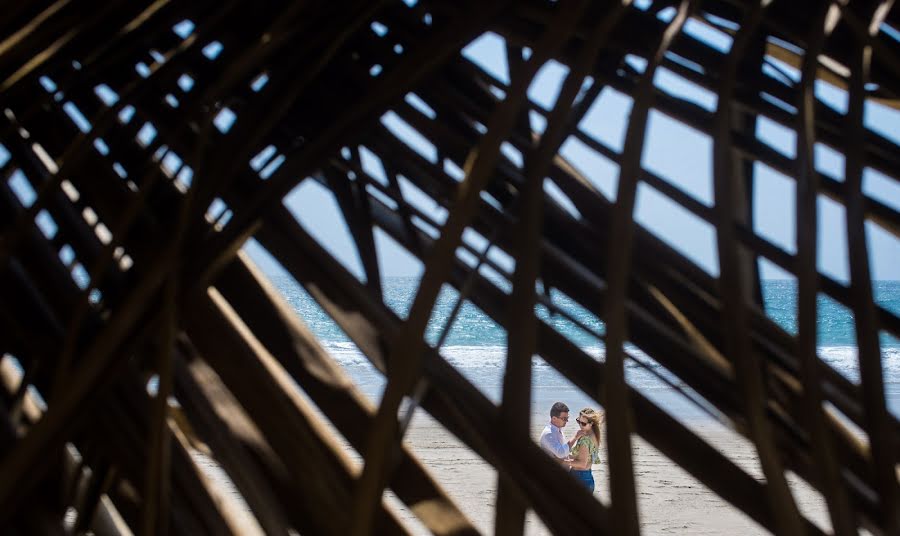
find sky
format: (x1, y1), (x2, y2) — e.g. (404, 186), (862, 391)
(3, 5), (896, 284)
(259, 9), (899, 284)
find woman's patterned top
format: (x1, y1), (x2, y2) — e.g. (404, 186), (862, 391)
(571, 435), (600, 465)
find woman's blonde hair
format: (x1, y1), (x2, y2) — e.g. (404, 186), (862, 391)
(579, 407), (603, 444)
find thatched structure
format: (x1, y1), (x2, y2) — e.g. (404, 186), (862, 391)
(1, 0), (898, 534)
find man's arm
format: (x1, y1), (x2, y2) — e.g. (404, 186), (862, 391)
(540, 431), (570, 459)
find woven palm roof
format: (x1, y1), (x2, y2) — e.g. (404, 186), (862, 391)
(1, 0), (898, 534)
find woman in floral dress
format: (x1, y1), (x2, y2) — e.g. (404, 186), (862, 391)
(564, 407), (603, 492)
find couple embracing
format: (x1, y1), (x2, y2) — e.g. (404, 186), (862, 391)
(539, 402), (603, 492)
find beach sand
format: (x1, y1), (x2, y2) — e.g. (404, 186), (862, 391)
(393, 409), (832, 535)
(191, 367), (838, 535)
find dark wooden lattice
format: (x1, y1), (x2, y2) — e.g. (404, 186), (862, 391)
(0, 0), (898, 534)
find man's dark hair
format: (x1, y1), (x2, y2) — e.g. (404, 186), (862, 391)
(550, 402), (569, 418)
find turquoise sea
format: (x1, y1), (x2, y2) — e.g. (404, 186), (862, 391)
(273, 276), (900, 421)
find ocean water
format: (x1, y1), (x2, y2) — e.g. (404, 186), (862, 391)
(274, 276), (900, 421)
(28, 276), (891, 421)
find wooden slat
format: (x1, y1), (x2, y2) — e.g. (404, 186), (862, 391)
(1, 2), (899, 534)
(213, 253), (481, 536)
(711, 2), (805, 534)
(843, 2), (900, 533)
(602, 3), (692, 533)
(793, 4), (857, 534)
(189, 0), (514, 286)
(370, 178), (832, 535)
(254, 206), (609, 534)
(141, 276), (175, 536)
(183, 287), (408, 535)
(350, 3), (591, 533)
(172, 350), (292, 536)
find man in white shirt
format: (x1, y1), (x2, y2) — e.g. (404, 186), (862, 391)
(539, 402), (580, 459)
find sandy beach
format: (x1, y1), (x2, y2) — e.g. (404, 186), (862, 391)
(394, 409), (832, 535)
(191, 360), (872, 534)
(341, 364), (839, 535)
(258, 277), (898, 534)
(195, 405), (831, 535)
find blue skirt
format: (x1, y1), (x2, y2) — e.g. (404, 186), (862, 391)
(571, 469), (595, 492)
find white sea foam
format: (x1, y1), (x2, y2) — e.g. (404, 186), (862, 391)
(818, 345), (900, 384)
(321, 342), (900, 385)
(322, 342), (606, 369)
